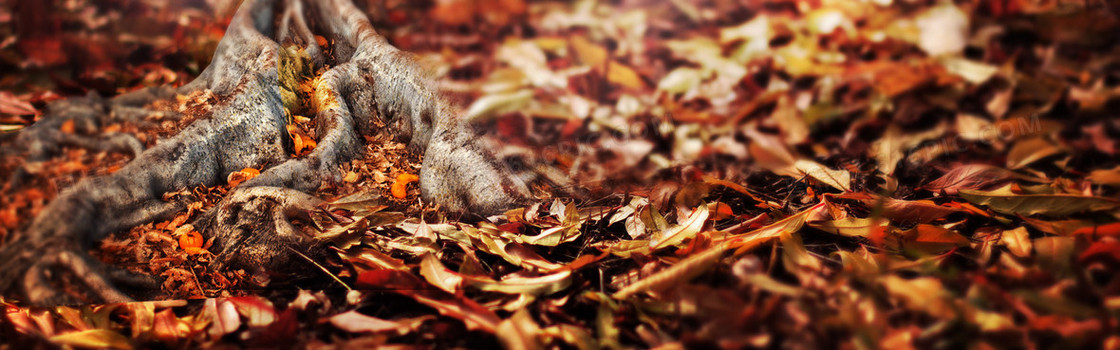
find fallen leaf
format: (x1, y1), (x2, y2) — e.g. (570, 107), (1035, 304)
(923, 164), (1046, 195)
(329, 311), (408, 334)
(152, 309), (190, 343)
(1071, 223), (1120, 237)
(960, 186), (1120, 217)
(808, 216), (878, 237)
(227, 296), (276, 327)
(420, 253), (463, 294)
(227, 167), (259, 187)
(611, 244), (723, 299)
(1006, 137), (1063, 169)
(356, 269), (501, 333)
(651, 204), (709, 249)
(497, 309), (544, 350)
(1087, 166), (1120, 186)
(0, 91), (36, 115)
(787, 160), (851, 192)
(49, 330), (132, 350)
(895, 225), (970, 254)
(390, 173), (419, 199)
(999, 226), (1032, 258)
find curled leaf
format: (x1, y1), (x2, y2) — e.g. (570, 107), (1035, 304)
(227, 167), (260, 187)
(391, 173), (420, 199)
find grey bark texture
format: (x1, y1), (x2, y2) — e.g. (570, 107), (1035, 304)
(0, 0), (530, 305)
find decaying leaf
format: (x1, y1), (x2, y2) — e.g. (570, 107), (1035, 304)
(923, 164), (1046, 195)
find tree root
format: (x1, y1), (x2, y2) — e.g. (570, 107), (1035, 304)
(5, 87), (180, 188)
(199, 186), (323, 274)
(0, 0), (532, 305)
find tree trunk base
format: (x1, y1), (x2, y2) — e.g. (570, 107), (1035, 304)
(0, 0), (532, 305)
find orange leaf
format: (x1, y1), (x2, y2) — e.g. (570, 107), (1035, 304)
(179, 230), (204, 254)
(300, 135), (317, 153)
(59, 119), (75, 134)
(227, 168), (259, 187)
(391, 173), (420, 199)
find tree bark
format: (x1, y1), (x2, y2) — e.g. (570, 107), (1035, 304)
(0, 0), (531, 305)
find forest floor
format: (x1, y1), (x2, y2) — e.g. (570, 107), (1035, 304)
(3, 0), (1120, 348)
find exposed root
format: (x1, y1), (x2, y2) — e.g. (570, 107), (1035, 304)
(200, 186), (323, 275)
(1, 0), (534, 305)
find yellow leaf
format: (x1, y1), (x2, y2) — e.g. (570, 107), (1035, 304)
(791, 159), (851, 192)
(497, 309), (545, 350)
(571, 36), (607, 67)
(999, 226), (1032, 258)
(49, 330), (132, 350)
(1088, 166), (1120, 186)
(1007, 137), (1063, 169)
(808, 216), (877, 237)
(607, 61), (645, 89)
(611, 244), (723, 299)
(881, 276), (955, 318)
(420, 254), (463, 294)
(652, 205), (709, 249)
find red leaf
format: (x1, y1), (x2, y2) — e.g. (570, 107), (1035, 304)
(1071, 222), (1120, 237)
(0, 92), (37, 116)
(356, 269), (501, 333)
(1079, 241), (1120, 263)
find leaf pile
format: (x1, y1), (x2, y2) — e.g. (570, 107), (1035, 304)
(5, 0), (1120, 348)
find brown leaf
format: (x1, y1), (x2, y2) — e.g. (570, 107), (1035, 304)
(720, 202), (828, 250)
(611, 244), (723, 299)
(881, 276), (955, 319)
(4, 305), (41, 336)
(1087, 166), (1120, 186)
(420, 253), (464, 294)
(126, 303), (155, 337)
(1006, 137), (1063, 169)
(497, 309), (544, 350)
(960, 186), (1120, 217)
(472, 270), (572, 296)
(923, 164), (1046, 195)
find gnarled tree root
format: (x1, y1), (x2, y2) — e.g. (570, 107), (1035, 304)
(0, 0), (530, 305)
